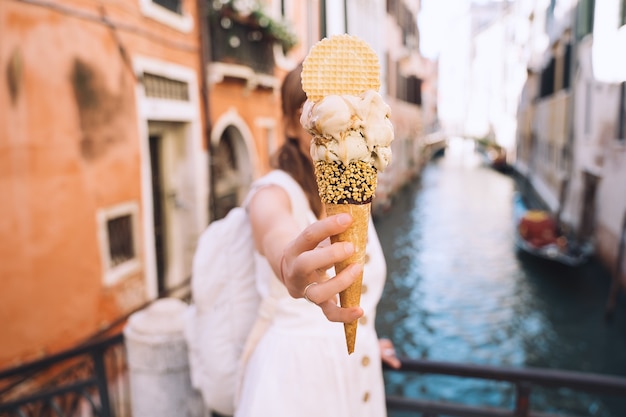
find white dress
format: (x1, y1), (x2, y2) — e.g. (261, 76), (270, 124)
(235, 174), (388, 417)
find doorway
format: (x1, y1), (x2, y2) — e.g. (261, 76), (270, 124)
(149, 133), (167, 294)
(148, 122), (192, 294)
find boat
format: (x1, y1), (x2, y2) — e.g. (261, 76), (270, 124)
(512, 193), (593, 267)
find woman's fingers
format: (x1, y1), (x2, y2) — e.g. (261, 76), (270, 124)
(379, 338), (401, 369)
(302, 263), (362, 301)
(301, 263), (364, 323)
(319, 301), (363, 323)
(290, 214), (353, 254)
(295, 241), (355, 275)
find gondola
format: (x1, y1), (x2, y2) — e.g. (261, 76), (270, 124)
(512, 192), (593, 267)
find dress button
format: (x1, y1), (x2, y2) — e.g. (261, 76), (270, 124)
(361, 284), (368, 294)
(361, 356), (370, 366)
(359, 315), (368, 325)
(363, 391), (370, 402)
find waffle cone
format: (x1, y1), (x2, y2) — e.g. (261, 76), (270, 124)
(325, 202), (371, 354)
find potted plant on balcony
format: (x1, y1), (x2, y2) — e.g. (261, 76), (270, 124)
(208, 0), (298, 74)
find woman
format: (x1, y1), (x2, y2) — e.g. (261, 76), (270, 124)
(235, 64), (399, 417)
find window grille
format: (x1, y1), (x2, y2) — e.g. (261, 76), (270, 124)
(143, 73), (190, 101)
(107, 214), (135, 268)
(153, 0), (181, 15)
(97, 202), (140, 285)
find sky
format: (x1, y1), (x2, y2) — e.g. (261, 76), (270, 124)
(418, 0), (470, 59)
(418, 0), (503, 60)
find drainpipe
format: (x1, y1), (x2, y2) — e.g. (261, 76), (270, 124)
(197, 0), (216, 223)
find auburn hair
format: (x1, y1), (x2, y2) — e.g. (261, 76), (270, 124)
(271, 64), (323, 218)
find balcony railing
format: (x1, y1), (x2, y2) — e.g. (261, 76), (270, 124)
(208, 12), (275, 75)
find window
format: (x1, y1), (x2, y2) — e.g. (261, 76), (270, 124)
(576, 0), (595, 39)
(153, 0), (181, 15)
(139, 0), (193, 32)
(143, 73), (190, 101)
(98, 202), (140, 285)
(540, 58), (555, 98)
(107, 215), (135, 267)
(563, 44), (571, 90)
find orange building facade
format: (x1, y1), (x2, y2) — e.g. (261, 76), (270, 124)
(1, 0), (435, 372)
(1, 0), (207, 368)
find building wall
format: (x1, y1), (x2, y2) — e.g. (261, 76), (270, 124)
(570, 39), (626, 277)
(0, 0), (205, 368)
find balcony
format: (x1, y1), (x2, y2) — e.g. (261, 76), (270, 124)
(209, 11), (275, 75)
(207, 2), (297, 77)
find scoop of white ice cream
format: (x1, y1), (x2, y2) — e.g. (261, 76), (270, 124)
(300, 90), (394, 171)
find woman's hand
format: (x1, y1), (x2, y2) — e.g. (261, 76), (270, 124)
(248, 185), (363, 324)
(281, 213), (364, 323)
(379, 338), (401, 369)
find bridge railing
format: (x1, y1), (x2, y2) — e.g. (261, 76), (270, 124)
(384, 358), (626, 417)
(0, 333), (128, 417)
(2, 276), (626, 417)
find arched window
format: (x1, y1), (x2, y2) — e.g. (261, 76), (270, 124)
(210, 125), (254, 221)
(212, 128), (239, 221)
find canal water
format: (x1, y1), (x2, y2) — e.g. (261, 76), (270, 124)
(374, 137), (626, 417)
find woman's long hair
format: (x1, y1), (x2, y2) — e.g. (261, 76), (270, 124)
(271, 64), (323, 218)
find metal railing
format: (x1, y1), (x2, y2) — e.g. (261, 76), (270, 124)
(2, 272), (625, 417)
(385, 358), (626, 417)
(0, 279), (191, 417)
(0, 334), (127, 417)
(3, 339), (626, 417)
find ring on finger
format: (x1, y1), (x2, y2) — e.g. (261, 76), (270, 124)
(303, 282), (318, 304)
(383, 348), (396, 357)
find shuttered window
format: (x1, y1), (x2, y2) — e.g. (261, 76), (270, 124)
(143, 73), (190, 101)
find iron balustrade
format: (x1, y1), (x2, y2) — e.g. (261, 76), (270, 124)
(384, 358), (626, 417)
(0, 334), (126, 417)
(2, 272), (625, 417)
(0, 279), (191, 417)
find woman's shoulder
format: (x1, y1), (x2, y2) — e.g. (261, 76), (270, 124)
(253, 170), (306, 206)
(254, 170), (298, 189)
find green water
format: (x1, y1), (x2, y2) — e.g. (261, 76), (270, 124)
(374, 138), (626, 417)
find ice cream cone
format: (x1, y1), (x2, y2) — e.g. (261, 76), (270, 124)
(301, 34), (394, 354)
(325, 202), (370, 354)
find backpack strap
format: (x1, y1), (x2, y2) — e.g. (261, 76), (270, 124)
(235, 170), (313, 407)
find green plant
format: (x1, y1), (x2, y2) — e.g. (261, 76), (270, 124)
(209, 0), (298, 53)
